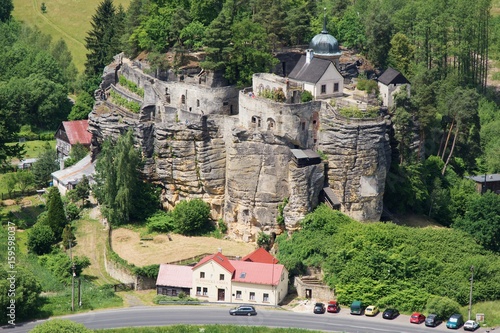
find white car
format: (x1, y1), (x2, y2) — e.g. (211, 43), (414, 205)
(464, 320), (480, 331)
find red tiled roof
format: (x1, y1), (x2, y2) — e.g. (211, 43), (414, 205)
(62, 120), (92, 146)
(192, 252), (235, 274)
(230, 260), (284, 286)
(242, 247), (279, 264)
(156, 264), (192, 288)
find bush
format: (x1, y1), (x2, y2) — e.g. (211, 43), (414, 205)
(172, 199), (212, 236)
(301, 90), (313, 102)
(426, 296), (461, 319)
(147, 211), (175, 233)
(27, 222), (55, 255)
(29, 319), (91, 333)
(257, 232), (271, 250)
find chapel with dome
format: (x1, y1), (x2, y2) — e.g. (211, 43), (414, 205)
(309, 10), (342, 68)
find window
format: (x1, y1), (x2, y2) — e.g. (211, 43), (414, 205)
(196, 287), (201, 296)
(200, 272), (205, 278)
(249, 292), (255, 301)
(203, 287), (208, 296)
(301, 122), (306, 130)
(321, 84), (326, 94)
(197, 99), (200, 107)
(219, 274), (224, 281)
(181, 95), (186, 104)
(334, 83), (339, 92)
(263, 293), (269, 302)
(172, 289), (177, 296)
(236, 290), (242, 299)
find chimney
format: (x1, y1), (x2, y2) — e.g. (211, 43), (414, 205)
(218, 247), (222, 253)
(306, 49), (314, 64)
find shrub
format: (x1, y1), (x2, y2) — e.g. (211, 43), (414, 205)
(29, 319), (91, 333)
(301, 90), (313, 102)
(147, 211), (175, 233)
(172, 199), (212, 236)
(257, 232), (271, 250)
(27, 222), (55, 255)
(109, 90), (141, 113)
(426, 296), (461, 319)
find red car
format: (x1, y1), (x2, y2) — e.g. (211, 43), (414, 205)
(410, 312), (426, 324)
(327, 300), (340, 313)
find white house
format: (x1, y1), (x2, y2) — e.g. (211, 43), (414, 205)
(288, 50), (344, 100)
(156, 248), (288, 305)
(377, 67), (410, 108)
(190, 250), (288, 305)
(51, 154), (94, 195)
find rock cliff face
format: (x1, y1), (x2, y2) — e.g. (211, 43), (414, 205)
(88, 55), (391, 241)
(319, 112), (391, 221)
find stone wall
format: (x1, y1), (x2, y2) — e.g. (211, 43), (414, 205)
(294, 276), (336, 301)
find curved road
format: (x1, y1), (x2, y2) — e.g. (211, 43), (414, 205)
(3, 305), (489, 333)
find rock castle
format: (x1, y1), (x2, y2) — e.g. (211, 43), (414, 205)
(88, 23), (392, 242)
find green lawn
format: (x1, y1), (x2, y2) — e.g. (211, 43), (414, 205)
(12, 0), (131, 72)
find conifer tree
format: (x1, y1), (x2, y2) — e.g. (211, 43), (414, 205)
(0, 0), (14, 22)
(84, 0), (121, 76)
(46, 187), (67, 240)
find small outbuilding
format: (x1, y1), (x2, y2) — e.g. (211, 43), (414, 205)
(156, 264), (192, 296)
(290, 149), (322, 168)
(468, 174), (500, 194)
(55, 120), (92, 159)
(377, 67), (410, 108)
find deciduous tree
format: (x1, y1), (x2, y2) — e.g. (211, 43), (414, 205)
(0, 0), (13, 22)
(27, 222), (55, 255)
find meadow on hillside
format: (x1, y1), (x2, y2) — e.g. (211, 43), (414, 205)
(12, 0), (130, 72)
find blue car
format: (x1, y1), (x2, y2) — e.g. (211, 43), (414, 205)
(446, 313), (464, 329)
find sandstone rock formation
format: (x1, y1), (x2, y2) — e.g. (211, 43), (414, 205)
(88, 54), (391, 241)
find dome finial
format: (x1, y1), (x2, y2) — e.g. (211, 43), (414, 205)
(322, 8), (328, 34)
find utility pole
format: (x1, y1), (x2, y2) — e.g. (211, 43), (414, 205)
(69, 240), (76, 312)
(468, 265), (474, 320)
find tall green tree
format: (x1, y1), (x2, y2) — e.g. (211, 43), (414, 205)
(454, 191), (500, 253)
(0, 0), (13, 22)
(46, 186), (67, 240)
(0, 267), (42, 324)
(0, 107), (23, 167)
(84, 0), (121, 76)
(94, 130), (143, 225)
(31, 146), (58, 188)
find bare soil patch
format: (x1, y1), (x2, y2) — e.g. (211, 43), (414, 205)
(392, 214), (443, 228)
(111, 228), (256, 267)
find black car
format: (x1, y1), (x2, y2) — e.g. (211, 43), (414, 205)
(382, 308), (400, 319)
(314, 302), (326, 314)
(425, 314), (443, 327)
(229, 305), (257, 316)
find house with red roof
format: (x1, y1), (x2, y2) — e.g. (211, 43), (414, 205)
(191, 250), (288, 305)
(156, 248), (288, 305)
(55, 120), (92, 159)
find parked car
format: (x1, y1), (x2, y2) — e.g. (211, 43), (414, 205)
(446, 313), (464, 329)
(365, 305), (379, 316)
(410, 312), (426, 324)
(350, 300), (365, 315)
(425, 314), (443, 327)
(314, 302), (326, 314)
(382, 308), (400, 319)
(327, 300), (340, 313)
(464, 320), (480, 331)
(229, 305), (257, 316)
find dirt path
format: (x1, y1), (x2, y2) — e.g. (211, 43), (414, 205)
(73, 205), (117, 285)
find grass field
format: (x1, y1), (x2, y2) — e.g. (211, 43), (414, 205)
(111, 227), (257, 267)
(12, 0), (131, 72)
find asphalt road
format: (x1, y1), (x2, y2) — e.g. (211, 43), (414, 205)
(2, 305), (490, 333)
